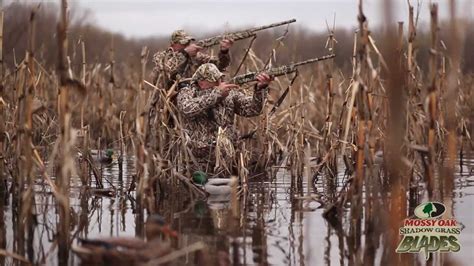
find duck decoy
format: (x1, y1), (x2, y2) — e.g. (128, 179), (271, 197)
(94, 149), (115, 164)
(192, 171), (237, 195)
(78, 149), (116, 165)
(72, 214), (177, 265)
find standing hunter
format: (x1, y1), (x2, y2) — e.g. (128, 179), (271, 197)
(177, 63), (272, 177)
(151, 29), (234, 90)
(147, 30), (233, 149)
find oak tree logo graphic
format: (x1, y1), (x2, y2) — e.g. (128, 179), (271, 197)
(415, 202), (445, 219)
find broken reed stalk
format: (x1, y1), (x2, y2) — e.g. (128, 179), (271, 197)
(13, 4), (39, 259)
(57, 0), (72, 263)
(354, 0), (370, 203)
(426, 3), (439, 199)
(407, 2), (415, 78)
(119, 110), (126, 161)
(0, 9), (5, 196)
(340, 30), (358, 162)
(21, 1), (37, 246)
(406, 0), (422, 210)
(300, 89), (306, 186)
(381, 0), (407, 262)
(345, 1), (372, 257)
(286, 77), (305, 194)
(251, 28), (291, 172)
(80, 38), (86, 134)
(443, 0), (463, 212)
(0, 249), (31, 265)
(135, 46), (152, 212)
(396, 21), (409, 217)
(12, 54), (24, 223)
(79, 38), (90, 186)
(296, 78), (305, 182)
(0, 101), (4, 197)
(304, 140), (311, 196)
(0, 10), (3, 79)
(323, 15), (337, 200)
(109, 34), (115, 86)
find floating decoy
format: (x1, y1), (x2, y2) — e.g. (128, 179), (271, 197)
(78, 149), (116, 165)
(192, 171), (237, 195)
(93, 149), (115, 164)
(72, 214), (177, 265)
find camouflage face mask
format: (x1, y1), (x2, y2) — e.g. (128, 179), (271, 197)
(192, 63), (225, 83)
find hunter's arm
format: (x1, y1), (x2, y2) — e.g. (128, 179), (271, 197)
(233, 84), (268, 117)
(195, 50), (231, 71)
(177, 87), (224, 118)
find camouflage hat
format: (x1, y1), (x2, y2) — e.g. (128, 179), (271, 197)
(171, 30), (195, 45)
(192, 63), (224, 83)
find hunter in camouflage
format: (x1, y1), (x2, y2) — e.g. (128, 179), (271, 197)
(177, 63), (272, 176)
(150, 30), (233, 88)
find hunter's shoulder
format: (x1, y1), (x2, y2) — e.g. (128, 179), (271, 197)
(153, 48), (169, 60)
(178, 84), (198, 96)
(153, 48), (182, 61)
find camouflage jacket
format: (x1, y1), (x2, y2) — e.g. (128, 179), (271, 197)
(151, 48), (231, 88)
(177, 83), (268, 156)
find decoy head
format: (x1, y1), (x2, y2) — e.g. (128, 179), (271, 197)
(78, 238), (114, 250)
(105, 149), (114, 158)
(192, 171), (208, 185)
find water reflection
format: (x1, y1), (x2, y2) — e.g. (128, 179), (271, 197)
(0, 152), (473, 265)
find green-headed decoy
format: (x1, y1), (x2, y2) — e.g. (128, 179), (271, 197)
(192, 171), (237, 195)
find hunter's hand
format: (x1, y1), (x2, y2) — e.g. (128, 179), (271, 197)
(217, 82), (238, 98)
(256, 73), (272, 89)
(220, 39), (233, 52)
(184, 43), (203, 57)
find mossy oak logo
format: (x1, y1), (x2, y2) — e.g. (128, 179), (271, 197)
(396, 202), (461, 260)
(414, 202), (446, 219)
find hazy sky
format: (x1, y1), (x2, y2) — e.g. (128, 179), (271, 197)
(5, 0), (474, 38)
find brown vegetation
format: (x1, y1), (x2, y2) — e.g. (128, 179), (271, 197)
(0, 0), (472, 265)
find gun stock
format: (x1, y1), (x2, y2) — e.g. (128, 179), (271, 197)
(196, 19), (296, 48)
(231, 54), (335, 85)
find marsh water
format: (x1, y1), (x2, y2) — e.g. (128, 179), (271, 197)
(1, 151), (473, 265)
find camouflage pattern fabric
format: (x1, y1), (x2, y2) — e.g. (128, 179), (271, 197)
(191, 63), (225, 83)
(151, 48), (188, 88)
(177, 73), (268, 175)
(171, 29), (195, 45)
(150, 47), (231, 88)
